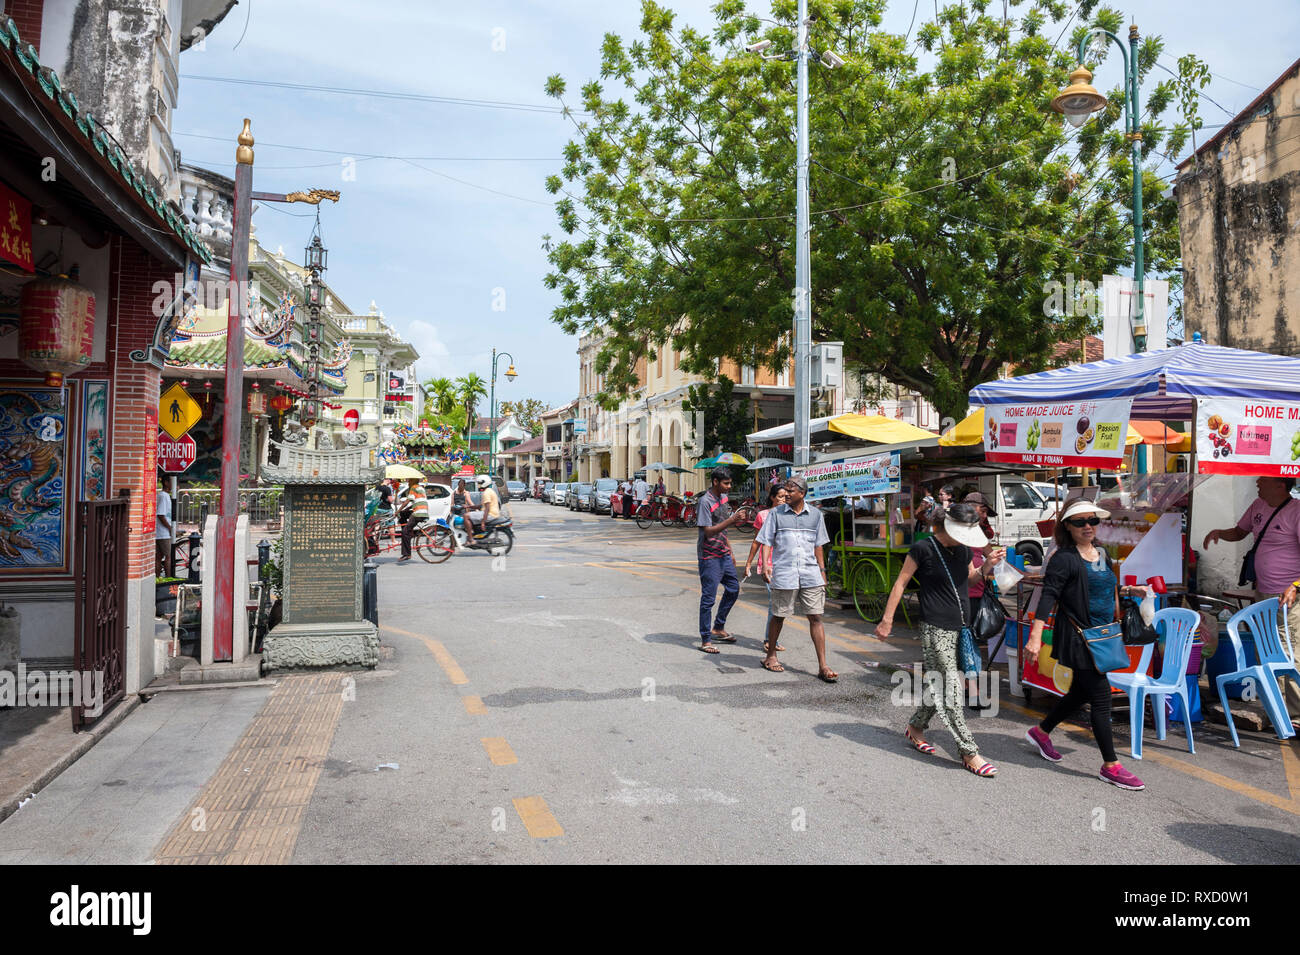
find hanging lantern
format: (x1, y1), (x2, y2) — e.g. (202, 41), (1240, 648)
(19, 272), (95, 387)
(269, 393), (293, 428)
(203, 380), (214, 409)
(248, 380), (266, 416)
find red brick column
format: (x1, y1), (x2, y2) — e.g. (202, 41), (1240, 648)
(107, 236), (172, 581)
(4, 0), (44, 51)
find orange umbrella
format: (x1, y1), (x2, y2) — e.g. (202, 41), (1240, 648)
(1125, 420), (1185, 446)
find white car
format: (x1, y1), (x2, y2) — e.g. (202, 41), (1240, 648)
(1031, 481), (1068, 503)
(552, 483), (571, 506)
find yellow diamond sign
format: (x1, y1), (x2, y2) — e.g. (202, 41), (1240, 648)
(159, 382), (202, 439)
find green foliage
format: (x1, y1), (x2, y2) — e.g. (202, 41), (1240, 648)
(455, 374), (488, 437)
(682, 377), (750, 458)
(542, 0), (1201, 419)
(497, 397), (547, 436)
(423, 377), (458, 417)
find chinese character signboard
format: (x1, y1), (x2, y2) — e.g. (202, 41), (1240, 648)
(983, 398), (1133, 469)
(0, 183), (33, 273)
(1196, 397), (1300, 476)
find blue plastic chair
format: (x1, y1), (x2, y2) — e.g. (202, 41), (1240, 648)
(1217, 598), (1298, 747)
(1107, 607), (1200, 759)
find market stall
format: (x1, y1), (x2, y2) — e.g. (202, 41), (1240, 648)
(966, 341), (1300, 704)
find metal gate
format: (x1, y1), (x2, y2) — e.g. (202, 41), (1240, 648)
(72, 490), (129, 730)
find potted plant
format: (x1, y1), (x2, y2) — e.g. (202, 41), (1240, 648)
(156, 576), (184, 615)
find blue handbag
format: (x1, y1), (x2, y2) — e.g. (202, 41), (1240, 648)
(1073, 619), (1129, 672)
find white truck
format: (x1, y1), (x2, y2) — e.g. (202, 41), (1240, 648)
(969, 475), (1055, 567)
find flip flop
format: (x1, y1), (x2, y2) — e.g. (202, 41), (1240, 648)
(904, 728), (936, 755)
(761, 659), (785, 672)
(699, 643), (720, 654)
(964, 758), (998, 777)
(818, 669), (839, 683)
(711, 632), (738, 643)
(762, 642), (787, 653)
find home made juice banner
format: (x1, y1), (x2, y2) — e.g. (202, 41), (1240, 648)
(1196, 397), (1300, 476)
(803, 451), (900, 502)
(983, 398), (1132, 468)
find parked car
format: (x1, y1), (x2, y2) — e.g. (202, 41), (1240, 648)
(506, 480), (528, 501)
(540, 480), (556, 503)
(1031, 481), (1068, 503)
(552, 483), (571, 506)
(592, 478), (619, 513)
(569, 482), (594, 511)
(422, 483), (453, 523)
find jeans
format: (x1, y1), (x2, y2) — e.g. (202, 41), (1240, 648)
(699, 555), (740, 640)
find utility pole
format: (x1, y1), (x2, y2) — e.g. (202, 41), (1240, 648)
(793, 0), (812, 469)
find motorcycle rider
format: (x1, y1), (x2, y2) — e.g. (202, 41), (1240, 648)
(469, 475), (501, 539)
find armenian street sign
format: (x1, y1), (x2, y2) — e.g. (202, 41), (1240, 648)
(158, 431), (197, 473)
(159, 382), (202, 439)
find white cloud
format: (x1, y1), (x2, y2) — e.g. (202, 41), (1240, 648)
(401, 318), (452, 380)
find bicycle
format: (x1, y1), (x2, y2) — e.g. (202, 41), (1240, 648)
(364, 513), (455, 564)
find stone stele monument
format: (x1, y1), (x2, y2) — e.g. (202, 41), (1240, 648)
(261, 436), (382, 669)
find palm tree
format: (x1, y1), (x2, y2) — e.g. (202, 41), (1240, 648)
(456, 373), (488, 438)
(423, 377), (457, 418)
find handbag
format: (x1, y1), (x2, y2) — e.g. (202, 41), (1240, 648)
(928, 537), (982, 675)
(1121, 598), (1159, 645)
(974, 587), (1008, 644)
(1239, 500), (1289, 587)
(1071, 617), (1130, 672)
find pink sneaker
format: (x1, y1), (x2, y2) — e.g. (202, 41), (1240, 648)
(1025, 726), (1061, 762)
(1100, 764), (1145, 791)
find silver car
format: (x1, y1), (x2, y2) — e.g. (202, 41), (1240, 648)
(569, 482), (594, 511)
(552, 483), (571, 506)
(592, 478), (619, 513)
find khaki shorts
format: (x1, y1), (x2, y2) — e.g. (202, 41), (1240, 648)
(770, 585), (826, 618)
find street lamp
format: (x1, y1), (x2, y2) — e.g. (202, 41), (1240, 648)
(1052, 25), (1147, 352)
(745, 0), (844, 468)
(489, 348), (517, 479)
(301, 218), (328, 430)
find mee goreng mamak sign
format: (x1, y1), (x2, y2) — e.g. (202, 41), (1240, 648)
(983, 398), (1132, 468)
(804, 451), (900, 501)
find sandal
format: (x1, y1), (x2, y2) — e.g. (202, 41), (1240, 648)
(699, 643), (720, 654)
(762, 641), (787, 653)
(904, 728), (936, 755)
(818, 668), (839, 683)
(761, 658), (785, 672)
(711, 631), (738, 643)
(963, 757), (998, 778)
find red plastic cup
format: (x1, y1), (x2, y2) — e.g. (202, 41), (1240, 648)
(1124, 575), (1137, 586)
(1146, 575), (1167, 595)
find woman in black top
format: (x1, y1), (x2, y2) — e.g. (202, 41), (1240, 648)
(877, 504), (1005, 777)
(1025, 500), (1151, 791)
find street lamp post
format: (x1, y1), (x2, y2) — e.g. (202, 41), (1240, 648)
(488, 348), (517, 478)
(746, 0), (843, 468)
(1052, 24), (1147, 352)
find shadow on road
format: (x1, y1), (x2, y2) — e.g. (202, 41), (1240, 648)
(1163, 822), (1300, 863)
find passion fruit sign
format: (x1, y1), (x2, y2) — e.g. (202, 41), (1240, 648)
(983, 398), (1132, 468)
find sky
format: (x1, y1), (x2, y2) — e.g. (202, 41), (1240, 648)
(171, 0), (1300, 409)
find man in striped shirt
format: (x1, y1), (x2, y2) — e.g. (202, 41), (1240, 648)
(695, 467), (752, 653)
(398, 478), (428, 562)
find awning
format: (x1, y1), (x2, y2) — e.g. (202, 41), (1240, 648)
(939, 409), (984, 447)
(827, 413), (935, 443)
(1125, 421), (1186, 446)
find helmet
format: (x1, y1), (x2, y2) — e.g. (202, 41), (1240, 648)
(475, 475), (492, 489)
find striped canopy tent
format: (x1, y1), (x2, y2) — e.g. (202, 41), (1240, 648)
(969, 342), (1300, 415)
(942, 407), (1190, 448)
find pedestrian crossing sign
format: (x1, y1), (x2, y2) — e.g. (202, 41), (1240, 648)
(159, 382), (202, 439)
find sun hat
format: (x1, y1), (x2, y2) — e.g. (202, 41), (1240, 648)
(961, 490), (997, 515)
(1060, 499), (1111, 522)
(941, 504), (989, 548)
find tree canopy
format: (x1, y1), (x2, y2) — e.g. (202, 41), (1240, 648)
(543, 0), (1197, 419)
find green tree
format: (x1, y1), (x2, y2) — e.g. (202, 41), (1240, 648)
(455, 373), (488, 437)
(542, 1), (1199, 420)
(683, 377), (750, 459)
(497, 397), (548, 436)
(423, 377), (458, 418)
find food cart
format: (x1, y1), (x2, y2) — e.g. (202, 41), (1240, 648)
(966, 340), (1300, 701)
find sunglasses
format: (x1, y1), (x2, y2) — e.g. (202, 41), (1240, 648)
(1066, 516), (1102, 527)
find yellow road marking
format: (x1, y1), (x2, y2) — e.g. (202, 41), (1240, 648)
(462, 695), (487, 715)
(1277, 735), (1300, 804)
(513, 796), (564, 838)
(383, 625), (471, 686)
(480, 737), (518, 765)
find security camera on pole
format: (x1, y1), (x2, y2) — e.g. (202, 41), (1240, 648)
(745, 0), (844, 469)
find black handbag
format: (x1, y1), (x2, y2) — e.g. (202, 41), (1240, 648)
(1239, 501), (1288, 587)
(974, 587), (1007, 644)
(1121, 598), (1159, 645)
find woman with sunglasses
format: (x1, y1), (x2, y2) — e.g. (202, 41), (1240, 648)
(1024, 500), (1151, 790)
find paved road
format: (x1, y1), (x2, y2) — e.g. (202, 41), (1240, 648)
(3, 502), (1298, 863)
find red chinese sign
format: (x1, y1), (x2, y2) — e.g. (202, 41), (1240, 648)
(143, 409), (158, 534)
(0, 183), (33, 272)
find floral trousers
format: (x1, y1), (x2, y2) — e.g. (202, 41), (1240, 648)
(908, 622), (979, 757)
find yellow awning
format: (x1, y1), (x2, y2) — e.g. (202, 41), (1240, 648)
(939, 409), (985, 447)
(828, 413), (936, 444)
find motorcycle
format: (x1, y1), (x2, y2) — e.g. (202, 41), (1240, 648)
(432, 505), (515, 556)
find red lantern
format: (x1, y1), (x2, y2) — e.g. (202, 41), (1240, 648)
(268, 394), (293, 413)
(19, 273), (95, 386)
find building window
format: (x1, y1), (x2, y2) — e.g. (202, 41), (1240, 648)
(741, 365), (755, 385)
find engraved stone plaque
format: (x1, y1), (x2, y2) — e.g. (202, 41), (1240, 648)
(283, 486), (363, 625)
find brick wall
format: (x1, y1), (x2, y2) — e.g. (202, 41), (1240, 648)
(107, 235), (170, 582)
(4, 0), (43, 51)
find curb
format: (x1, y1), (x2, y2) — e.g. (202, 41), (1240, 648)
(0, 694), (142, 826)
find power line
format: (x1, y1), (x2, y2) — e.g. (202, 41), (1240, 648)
(174, 130), (560, 161)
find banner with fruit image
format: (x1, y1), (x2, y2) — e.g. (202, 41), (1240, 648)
(983, 397), (1132, 468)
(1196, 397), (1300, 476)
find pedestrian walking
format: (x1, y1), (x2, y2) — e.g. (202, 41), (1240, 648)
(155, 478), (173, 576)
(695, 467), (751, 653)
(397, 478), (428, 562)
(876, 503), (1003, 777)
(743, 484), (789, 655)
(633, 474), (650, 516)
(1023, 500), (1152, 790)
(756, 476), (836, 681)
(961, 490), (999, 709)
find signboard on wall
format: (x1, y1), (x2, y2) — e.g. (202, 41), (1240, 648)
(983, 397), (1133, 469)
(1196, 397), (1300, 476)
(0, 182), (33, 272)
(143, 409), (158, 535)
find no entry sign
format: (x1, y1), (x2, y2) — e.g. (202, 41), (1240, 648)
(158, 431), (197, 473)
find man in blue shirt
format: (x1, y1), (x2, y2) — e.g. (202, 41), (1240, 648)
(756, 475), (836, 681)
(695, 467), (753, 653)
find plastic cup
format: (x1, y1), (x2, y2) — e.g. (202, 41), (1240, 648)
(1124, 575), (1137, 586)
(1147, 575), (1167, 595)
